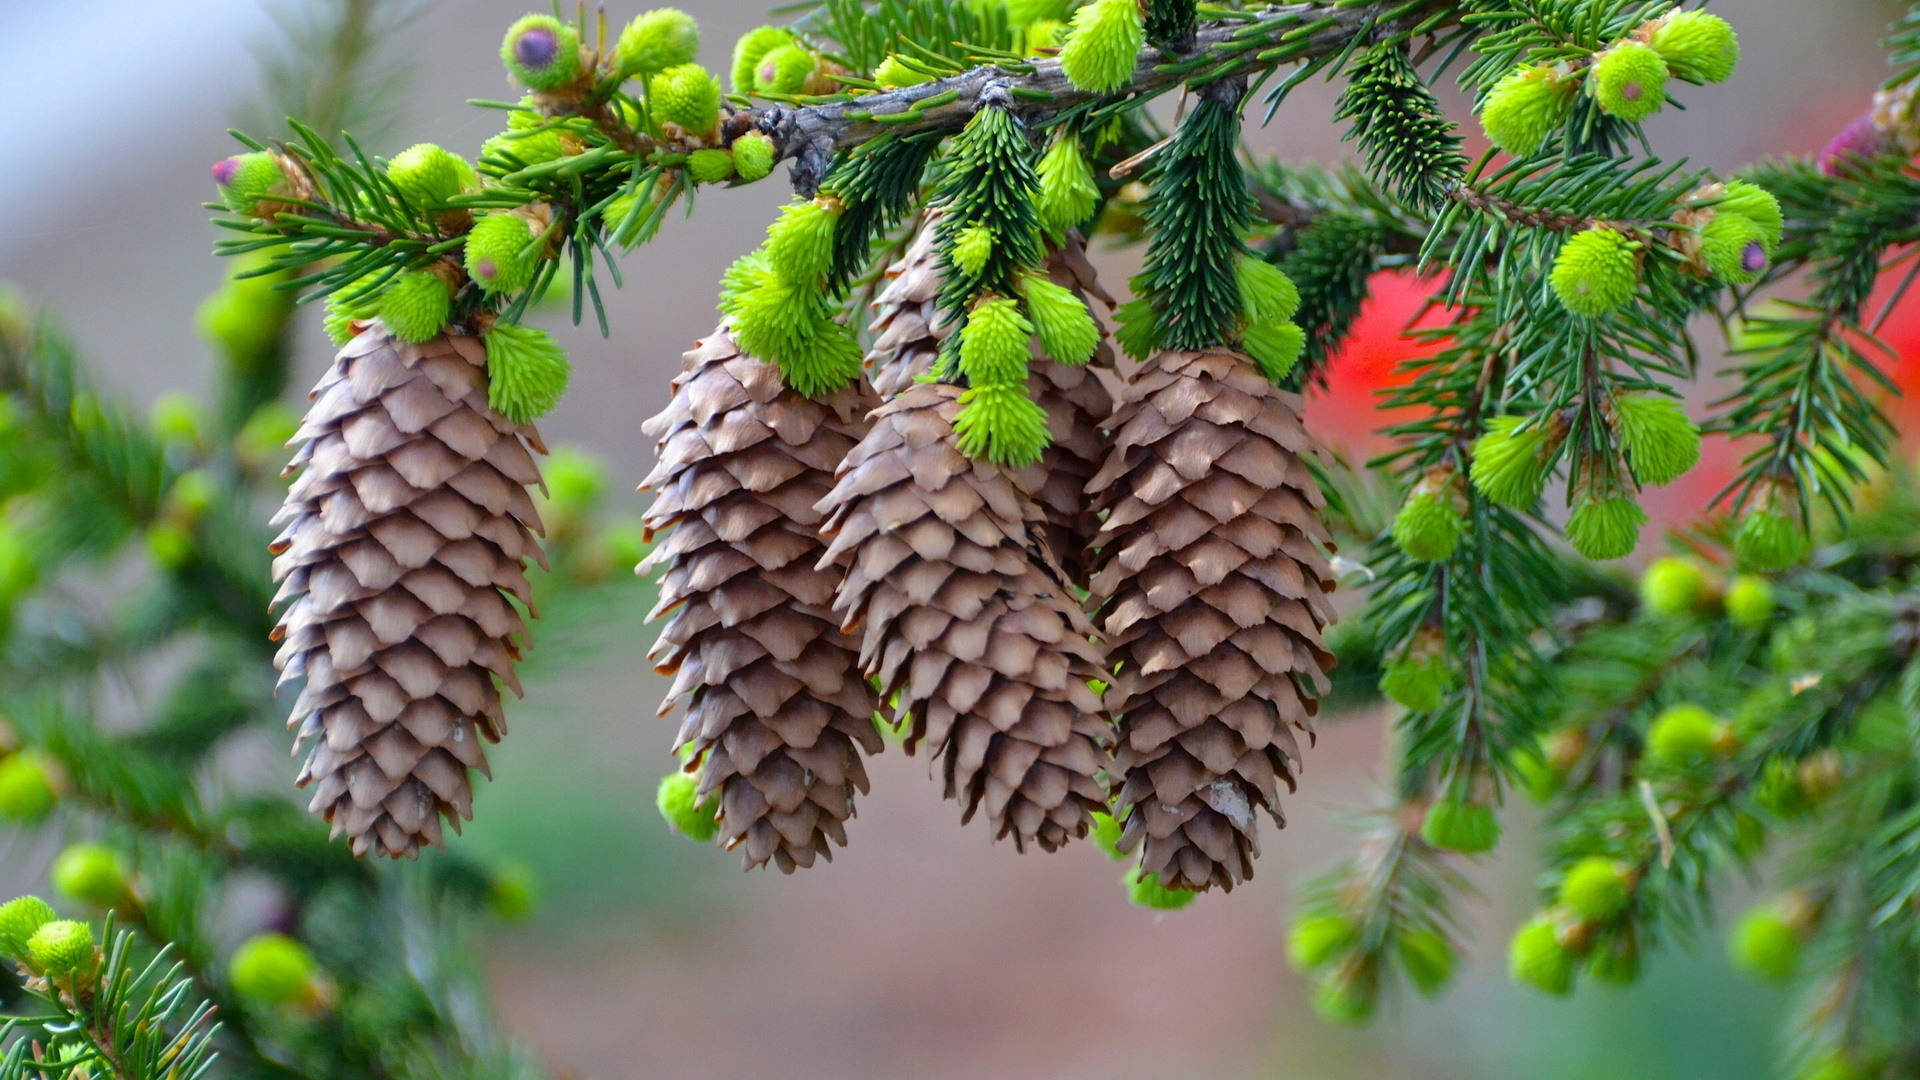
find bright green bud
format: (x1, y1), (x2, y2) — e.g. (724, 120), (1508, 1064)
(1287, 914), (1356, 972)
(323, 274), (384, 345)
(652, 63), (723, 134)
(1311, 969), (1375, 1025)
(1593, 43), (1669, 122)
(1509, 916), (1576, 995)
(1114, 295), (1160, 362)
(150, 393), (204, 448)
(1123, 867), (1195, 911)
(51, 844), (129, 908)
(1393, 490), (1464, 562)
(1646, 703), (1724, 768)
(487, 861), (539, 922)
(687, 148), (735, 184)
(213, 152), (287, 217)
(616, 8), (699, 78)
(1612, 393), (1701, 486)
(1551, 227), (1642, 317)
(1516, 749), (1561, 803)
(1089, 811), (1125, 860)
(731, 26), (795, 93)
(230, 933), (319, 1003)
(1018, 275), (1099, 365)
(1059, 0), (1144, 93)
(1037, 134), (1100, 238)
(1480, 65), (1574, 157)
(954, 383), (1051, 466)
(482, 128), (568, 168)
(1651, 10), (1739, 84)
(483, 322), (571, 423)
(146, 523), (192, 569)
(753, 45), (817, 95)
(765, 199), (841, 283)
(1725, 574), (1775, 629)
(1729, 905), (1801, 983)
(386, 144), (473, 209)
(1703, 211), (1770, 285)
(465, 212), (540, 295)
(0, 896), (56, 959)
(198, 255), (296, 365)
(1567, 494), (1646, 561)
(1243, 321), (1306, 384)
(1398, 927), (1457, 995)
(1380, 654), (1453, 712)
(1237, 256), (1301, 325)
(501, 15), (580, 91)
(1719, 180), (1783, 248)
(1421, 799), (1501, 854)
(960, 298), (1035, 386)
(731, 132), (777, 182)
(1736, 508), (1808, 572)
(1798, 1054), (1874, 1080)
(656, 771), (720, 841)
(873, 56), (933, 88)
(603, 519), (649, 572)
(1558, 856), (1632, 921)
(27, 920), (92, 976)
(0, 751), (57, 822)
(376, 270), (453, 344)
(1640, 556), (1707, 617)
(1470, 415), (1555, 508)
(235, 402), (300, 471)
(952, 225), (995, 279)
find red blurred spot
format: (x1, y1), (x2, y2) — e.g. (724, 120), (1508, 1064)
(1300, 270), (1448, 459)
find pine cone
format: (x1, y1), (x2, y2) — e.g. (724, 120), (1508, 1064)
(866, 221), (1116, 581)
(270, 325), (546, 858)
(817, 383), (1113, 850)
(1087, 347), (1337, 892)
(640, 329), (884, 872)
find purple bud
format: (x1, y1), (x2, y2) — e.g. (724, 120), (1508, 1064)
(1622, 82), (1642, 101)
(1742, 241), (1767, 274)
(1820, 112), (1887, 177)
(476, 258), (499, 282)
(212, 157), (240, 188)
(514, 26), (560, 71)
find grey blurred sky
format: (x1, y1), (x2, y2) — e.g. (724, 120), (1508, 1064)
(0, 0), (1903, 479)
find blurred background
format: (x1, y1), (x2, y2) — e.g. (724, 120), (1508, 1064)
(0, 0), (1911, 1077)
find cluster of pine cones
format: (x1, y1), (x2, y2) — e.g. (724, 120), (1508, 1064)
(271, 220), (1336, 894)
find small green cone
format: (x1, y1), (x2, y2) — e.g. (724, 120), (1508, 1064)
(213, 152), (288, 217)
(1393, 488), (1464, 562)
(1729, 904), (1801, 983)
(1311, 967), (1376, 1025)
(1019, 275), (1100, 365)
(465, 212), (540, 295)
(1650, 10), (1740, 84)
(1480, 65), (1575, 157)
(1287, 913), (1357, 972)
(230, 933), (320, 1004)
(731, 26), (795, 93)
(1036, 133), (1099, 237)
(874, 56), (933, 88)
(959, 298), (1035, 386)
(1718, 180), (1783, 248)
(1551, 228), (1642, 317)
(50, 843), (129, 908)
(483, 322), (571, 424)
(376, 270), (454, 344)
(1592, 42), (1669, 122)
(1557, 856), (1632, 921)
(753, 45), (817, 95)
(1645, 703), (1724, 769)
(656, 772), (720, 842)
(1509, 915), (1576, 995)
(765, 199), (842, 283)
(687, 148), (736, 184)
(1379, 653), (1453, 712)
(1735, 507), (1808, 572)
(0, 896), (57, 958)
(732, 133), (777, 182)
(1612, 394), (1701, 486)
(1421, 799), (1501, 854)
(1089, 811), (1125, 860)
(1242, 321), (1305, 384)
(26, 920), (93, 976)
(0, 751), (58, 822)
(953, 384), (1051, 466)
(1724, 574), (1775, 629)
(952, 225), (996, 279)
(615, 8), (700, 78)
(652, 63), (723, 135)
(1703, 211), (1771, 285)
(1058, 0), (1144, 93)
(1397, 927), (1457, 995)
(1236, 255), (1302, 325)
(1470, 415), (1556, 508)
(386, 144), (474, 209)
(1639, 556), (1708, 617)
(1567, 494), (1647, 561)
(501, 15), (580, 90)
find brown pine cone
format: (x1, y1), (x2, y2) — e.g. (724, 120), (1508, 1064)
(640, 328), (884, 872)
(865, 221), (1116, 582)
(817, 383), (1113, 851)
(1086, 348), (1337, 892)
(270, 325), (546, 858)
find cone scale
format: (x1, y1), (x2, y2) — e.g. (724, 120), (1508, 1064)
(640, 329), (884, 872)
(817, 383), (1114, 850)
(271, 324), (547, 858)
(1087, 347), (1337, 891)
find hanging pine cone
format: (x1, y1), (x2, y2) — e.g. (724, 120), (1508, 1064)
(270, 324), (546, 858)
(817, 382), (1113, 850)
(640, 328), (884, 871)
(1087, 347), (1337, 892)
(866, 220), (1116, 582)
